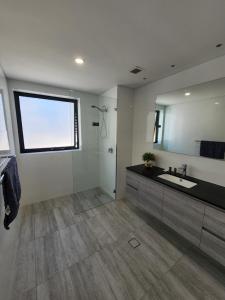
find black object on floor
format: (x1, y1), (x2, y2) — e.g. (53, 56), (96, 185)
(1, 157), (21, 229)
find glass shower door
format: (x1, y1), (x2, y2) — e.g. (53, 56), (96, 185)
(71, 91), (117, 212)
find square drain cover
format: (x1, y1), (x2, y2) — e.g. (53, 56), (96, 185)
(128, 237), (141, 248)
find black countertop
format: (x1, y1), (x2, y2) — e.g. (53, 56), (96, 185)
(127, 164), (225, 211)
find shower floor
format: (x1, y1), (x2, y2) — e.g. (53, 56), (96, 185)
(20, 187), (114, 240)
(36, 186), (113, 212)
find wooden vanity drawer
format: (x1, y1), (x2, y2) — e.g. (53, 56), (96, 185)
(162, 188), (205, 246)
(126, 170), (140, 190)
(126, 171), (164, 218)
(125, 184), (139, 207)
(126, 170), (140, 206)
(200, 227), (225, 267)
(139, 180), (163, 219)
(203, 206), (225, 240)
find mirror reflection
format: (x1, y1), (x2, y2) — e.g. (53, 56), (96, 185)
(153, 77), (225, 160)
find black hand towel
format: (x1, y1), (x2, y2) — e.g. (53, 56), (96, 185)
(1, 157), (21, 229)
(200, 141), (225, 159)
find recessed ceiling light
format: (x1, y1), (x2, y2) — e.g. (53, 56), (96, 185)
(75, 57), (84, 65)
(216, 43), (223, 48)
(214, 102), (220, 105)
(171, 64), (176, 68)
(185, 92), (191, 96)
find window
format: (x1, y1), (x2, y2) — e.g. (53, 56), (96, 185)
(0, 91), (10, 152)
(14, 91), (79, 153)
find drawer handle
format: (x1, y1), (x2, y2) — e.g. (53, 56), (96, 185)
(127, 183), (138, 191)
(202, 227), (225, 243)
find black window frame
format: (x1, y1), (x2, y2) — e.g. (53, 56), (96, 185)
(153, 110), (161, 144)
(14, 91), (80, 153)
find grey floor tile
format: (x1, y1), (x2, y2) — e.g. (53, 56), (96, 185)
(86, 214), (115, 247)
(165, 255), (225, 299)
(58, 222), (90, 266)
(141, 277), (196, 300)
(96, 246), (146, 300)
(34, 210), (58, 239)
(12, 187), (225, 300)
(35, 231), (67, 285)
(31, 201), (45, 215)
(52, 205), (76, 230)
(13, 287), (37, 300)
(77, 191), (96, 210)
(37, 270), (75, 300)
(70, 193), (84, 214)
(70, 253), (117, 300)
(14, 241), (36, 293)
(19, 206), (35, 243)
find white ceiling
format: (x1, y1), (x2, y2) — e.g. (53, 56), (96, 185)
(157, 77), (225, 105)
(1, 0), (225, 94)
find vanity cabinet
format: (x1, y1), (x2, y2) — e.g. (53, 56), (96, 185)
(139, 179), (163, 219)
(125, 170), (164, 218)
(125, 171), (140, 207)
(162, 188), (205, 246)
(125, 169), (225, 267)
(200, 206), (225, 266)
(125, 170), (204, 244)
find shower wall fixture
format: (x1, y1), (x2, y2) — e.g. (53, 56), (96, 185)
(91, 105), (108, 112)
(91, 105), (108, 137)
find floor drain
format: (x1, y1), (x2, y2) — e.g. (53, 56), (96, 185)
(128, 237), (141, 248)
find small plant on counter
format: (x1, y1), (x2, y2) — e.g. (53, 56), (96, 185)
(142, 152), (155, 168)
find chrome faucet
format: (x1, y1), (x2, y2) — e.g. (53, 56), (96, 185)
(178, 164), (187, 177)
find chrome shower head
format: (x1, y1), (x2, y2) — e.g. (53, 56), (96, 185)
(91, 105), (108, 112)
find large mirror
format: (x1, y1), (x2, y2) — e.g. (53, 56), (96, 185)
(153, 77), (225, 160)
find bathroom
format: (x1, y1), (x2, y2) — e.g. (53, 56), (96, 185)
(1, 1), (225, 299)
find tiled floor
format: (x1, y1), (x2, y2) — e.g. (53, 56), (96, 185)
(12, 188), (225, 300)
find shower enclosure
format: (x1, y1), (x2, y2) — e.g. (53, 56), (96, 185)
(72, 89), (117, 202)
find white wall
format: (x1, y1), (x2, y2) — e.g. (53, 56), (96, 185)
(99, 87), (117, 198)
(132, 54), (225, 187)
(0, 67), (14, 154)
(8, 79), (99, 204)
(0, 65), (19, 300)
(117, 86), (134, 199)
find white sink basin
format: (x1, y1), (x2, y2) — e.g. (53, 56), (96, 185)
(158, 174), (197, 189)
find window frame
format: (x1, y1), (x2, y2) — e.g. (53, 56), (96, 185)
(153, 110), (161, 144)
(14, 91), (80, 153)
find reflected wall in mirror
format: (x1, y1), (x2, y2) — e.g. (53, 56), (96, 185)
(153, 77), (225, 160)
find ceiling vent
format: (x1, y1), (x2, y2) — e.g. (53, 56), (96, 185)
(130, 66), (143, 74)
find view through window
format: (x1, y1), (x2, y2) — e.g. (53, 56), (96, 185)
(14, 92), (79, 153)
